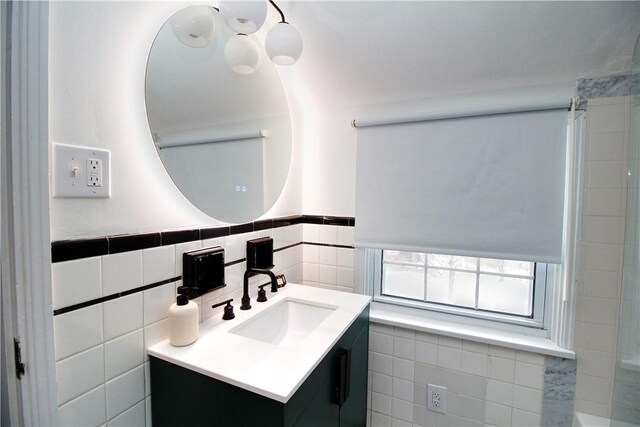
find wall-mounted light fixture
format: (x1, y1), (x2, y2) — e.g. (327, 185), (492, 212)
(264, 2), (303, 65)
(170, 5), (216, 48)
(171, 1), (303, 74)
(224, 33), (262, 74)
(219, 1), (267, 34)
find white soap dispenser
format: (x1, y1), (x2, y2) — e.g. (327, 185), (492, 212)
(169, 286), (199, 346)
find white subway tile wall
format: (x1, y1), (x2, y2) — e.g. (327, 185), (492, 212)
(51, 256), (102, 309)
(575, 96), (630, 419)
(103, 293), (143, 341)
(105, 365), (145, 419)
(367, 324), (546, 427)
(51, 224), (303, 425)
(107, 400), (146, 427)
(56, 345), (104, 406)
(58, 385), (106, 427)
(54, 304), (103, 361)
(104, 330), (144, 381)
(302, 224), (356, 293)
(142, 246), (175, 285)
(102, 250), (143, 296)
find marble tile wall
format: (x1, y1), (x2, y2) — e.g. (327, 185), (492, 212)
(542, 357), (577, 427)
(577, 74), (636, 100)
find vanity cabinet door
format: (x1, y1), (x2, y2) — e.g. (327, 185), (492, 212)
(291, 308), (369, 427)
(338, 323), (369, 427)
(291, 375), (340, 427)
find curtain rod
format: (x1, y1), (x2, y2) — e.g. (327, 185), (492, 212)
(157, 130), (268, 149)
(352, 99), (576, 129)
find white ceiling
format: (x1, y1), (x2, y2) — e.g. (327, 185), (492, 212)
(282, 1), (640, 106)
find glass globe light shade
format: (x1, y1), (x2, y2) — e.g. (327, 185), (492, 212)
(219, 1), (267, 34)
(170, 6), (216, 48)
(265, 22), (303, 65)
(224, 34), (261, 75)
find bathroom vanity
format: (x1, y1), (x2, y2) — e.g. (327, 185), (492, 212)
(148, 285), (371, 427)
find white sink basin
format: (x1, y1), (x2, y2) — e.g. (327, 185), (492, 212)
(229, 298), (337, 345)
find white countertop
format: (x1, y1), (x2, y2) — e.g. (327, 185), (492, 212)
(148, 284), (371, 403)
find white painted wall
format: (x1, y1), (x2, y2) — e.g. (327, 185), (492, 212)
(48, 1), (303, 240)
(286, 1), (640, 216)
(49, 1), (639, 239)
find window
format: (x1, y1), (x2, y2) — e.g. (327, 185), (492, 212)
(354, 98), (579, 344)
(374, 250), (549, 328)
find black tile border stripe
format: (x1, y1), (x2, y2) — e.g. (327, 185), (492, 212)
(51, 237), (109, 263)
(51, 215), (355, 263)
(52, 241), (354, 316)
(254, 219), (273, 231)
(109, 233), (161, 254)
(302, 241), (356, 250)
(302, 215), (355, 227)
(224, 258), (246, 267)
(200, 226), (230, 240)
(274, 242), (303, 252)
(162, 229), (201, 246)
(273, 216), (302, 228)
(53, 276), (182, 316)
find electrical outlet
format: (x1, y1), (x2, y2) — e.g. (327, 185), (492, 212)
(427, 384), (447, 414)
(87, 158), (102, 187)
(53, 144), (110, 198)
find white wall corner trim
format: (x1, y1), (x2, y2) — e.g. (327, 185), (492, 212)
(548, 109), (586, 351)
(1, 1), (59, 425)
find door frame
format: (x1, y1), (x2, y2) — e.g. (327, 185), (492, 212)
(1, 1), (58, 424)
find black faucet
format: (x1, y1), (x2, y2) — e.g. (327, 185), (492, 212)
(241, 268), (278, 310)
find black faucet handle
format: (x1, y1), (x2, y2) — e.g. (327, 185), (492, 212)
(257, 283), (269, 302)
(211, 298), (235, 320)
(276, 274), (287, 288)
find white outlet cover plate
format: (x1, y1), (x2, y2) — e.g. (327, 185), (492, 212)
(53, 143), (111, 198)
(427, 383), (447, 414)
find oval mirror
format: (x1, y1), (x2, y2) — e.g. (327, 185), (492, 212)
(145, 5), (292, 223)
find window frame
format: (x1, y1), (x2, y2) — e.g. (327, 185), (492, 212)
(369, 249), (552, 332)
(355, 113), (585, 348)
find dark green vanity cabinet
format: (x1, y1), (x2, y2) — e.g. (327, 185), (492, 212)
(150, 307), (369, 427)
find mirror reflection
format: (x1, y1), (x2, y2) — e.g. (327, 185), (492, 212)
(145, 6), (292, 223)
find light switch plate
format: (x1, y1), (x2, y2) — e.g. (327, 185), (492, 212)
(53, 143), (111, 198)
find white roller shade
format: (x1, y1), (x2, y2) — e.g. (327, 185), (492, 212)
(355, 109), (568, 263)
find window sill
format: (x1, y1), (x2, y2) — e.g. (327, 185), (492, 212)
(370, 301), (575, 359)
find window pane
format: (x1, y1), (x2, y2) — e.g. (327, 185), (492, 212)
(384, 250), (425, 265)
(426, 269), (476, 308)
(477, 274), (533, 316)
(479, 258), (534, 277)
(427, 254), (477, 271)
(382, 264), (424, 300)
